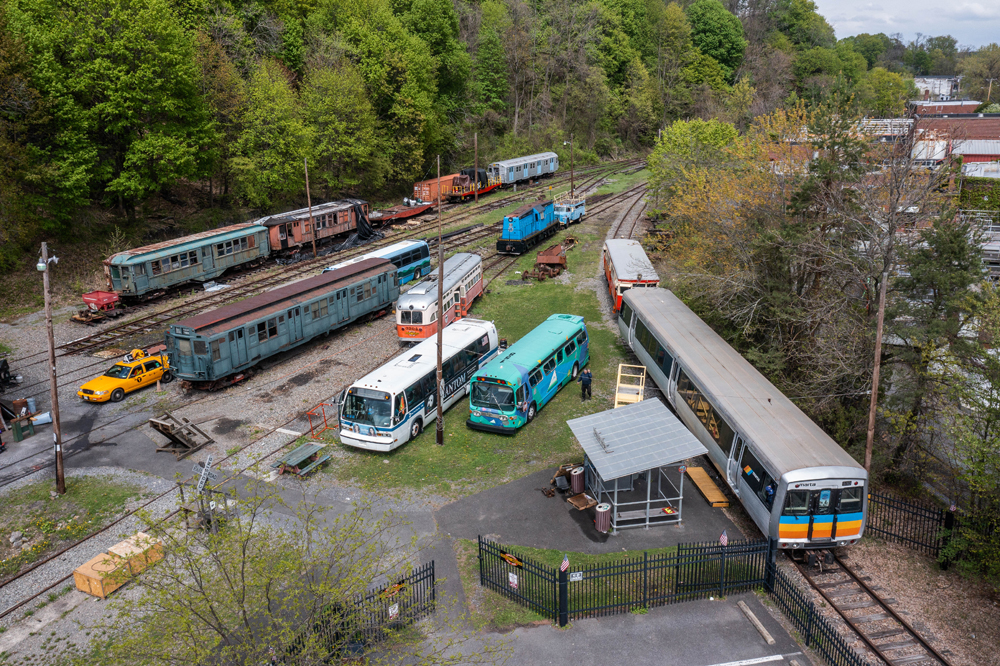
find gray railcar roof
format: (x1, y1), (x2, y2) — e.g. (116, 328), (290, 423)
(397, 253), (481, 310)
(604, 240), (659, 282)
(624, 288), (861, 477)
(489, 152), (558, 169)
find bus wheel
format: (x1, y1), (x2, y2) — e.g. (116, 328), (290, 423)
(571, 363), (579, 380)
(411, 419), (423, 439)
(527, 402), (537, 423)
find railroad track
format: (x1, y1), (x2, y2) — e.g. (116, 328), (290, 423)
(609, 188), (649, 239)
(792, 553), (953, 666)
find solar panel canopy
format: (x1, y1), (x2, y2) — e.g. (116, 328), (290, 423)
(567, 400), (707, 481)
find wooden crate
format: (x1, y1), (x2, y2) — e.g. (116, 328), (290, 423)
(108, 532), (164, 575)
(73, 553), (129, 599)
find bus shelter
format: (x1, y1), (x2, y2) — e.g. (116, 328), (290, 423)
(567, 400), (707, 531)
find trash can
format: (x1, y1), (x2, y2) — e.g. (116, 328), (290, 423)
(26, 397), (36, 414)
(12, 398), (28, 417)
(570, 466), (585, 494)
(595, 503), (611, 533)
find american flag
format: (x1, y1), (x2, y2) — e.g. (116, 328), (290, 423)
(719, 530), (728, 546)
(560, 554), (570, 572)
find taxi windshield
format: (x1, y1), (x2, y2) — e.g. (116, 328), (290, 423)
(103, 364), (131, 379)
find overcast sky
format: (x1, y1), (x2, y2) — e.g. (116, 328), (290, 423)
(813, 0), (1000, 49)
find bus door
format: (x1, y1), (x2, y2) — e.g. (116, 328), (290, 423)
(288, 307), (303, 343)
(229, 329), (248, 368)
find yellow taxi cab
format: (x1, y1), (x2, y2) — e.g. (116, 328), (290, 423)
(78, 349), (173, 403)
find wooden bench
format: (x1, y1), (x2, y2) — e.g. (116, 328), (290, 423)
(687, 466), (729, 508)
(271, 443), (330, 476)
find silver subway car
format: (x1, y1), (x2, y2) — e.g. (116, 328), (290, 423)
(618, 288), (867, 551)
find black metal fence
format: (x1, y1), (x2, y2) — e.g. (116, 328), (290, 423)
(478, 536), (768, 626)
(765, 563), (866, 666)
(865, 491), (951, 556)
(288, 560), (436, 661)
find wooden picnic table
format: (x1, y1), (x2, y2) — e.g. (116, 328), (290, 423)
(271, 443), (331, 477)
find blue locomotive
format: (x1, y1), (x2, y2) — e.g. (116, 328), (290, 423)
(164, 258), (399, 389)
(496, 200), (557, 255)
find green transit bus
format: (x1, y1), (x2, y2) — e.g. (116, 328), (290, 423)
(466, 314), (589, 434)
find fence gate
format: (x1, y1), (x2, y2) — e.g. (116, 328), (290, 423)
(478, 537), (558, 619)
(674, 539), (769, 599)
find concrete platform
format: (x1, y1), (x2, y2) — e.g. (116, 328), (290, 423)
(435, 459), (745, 554)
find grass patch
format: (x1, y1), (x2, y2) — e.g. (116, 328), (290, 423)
(0, 476), (144, 579)
(322, 225), (627, 497)
(591, 167), (649, 196)
(452, 538), (677, 631)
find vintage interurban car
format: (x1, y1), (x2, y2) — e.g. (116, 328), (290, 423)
(77, 349), (173, 403)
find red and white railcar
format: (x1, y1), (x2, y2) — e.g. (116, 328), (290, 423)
(602, 239), (660, 313)
(396, 253), (484, 342)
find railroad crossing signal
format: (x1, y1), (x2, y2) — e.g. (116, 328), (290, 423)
(193, 455), (218, 493)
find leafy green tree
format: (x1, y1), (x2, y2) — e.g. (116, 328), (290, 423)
(648, 117), (737, 208)
(6, 0), (213, 221)
(885, 218), (984, 470)
(683, 51), (729, 91)
(194, 31), (246, 205)
(402, 0), (471, 115)
(961, 43), (1000, 105)
(770, 0), (835, 50)
(308, 0), (437, 182)
(302, 63), (383, 196)
(855, 67), (912, 117)
(685, 0), (746, 76)
(230, 59), (308, 208)
(847, 32), (892, 69)
(473, 24), (509, 114)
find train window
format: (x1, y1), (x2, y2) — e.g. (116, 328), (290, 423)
(177, 339), (192, 356)
(783, 491), (810, 516)
(400, 311), (411, 324)
(151, 261), (161, 275)
(193, 341), (207, 356)
(676, 368), (735, 455)
(739, 447), (766, 495)
(619, 301), (633, 326)
(134, 263), (146, 276)
(356, 287), (363, 303)
(311, 300), (328, 319)
(838, 487), (863, 513)
(255, 322), (267, 342)
(267, 318), (277, 338)
(248, 235), (256, 248)
(210, 340), (222, 361)
(364, 282), (372, 300)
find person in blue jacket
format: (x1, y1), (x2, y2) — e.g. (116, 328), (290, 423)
(576, 368), (592, 400)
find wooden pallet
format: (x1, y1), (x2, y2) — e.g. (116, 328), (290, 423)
(686, 467), (729, 508)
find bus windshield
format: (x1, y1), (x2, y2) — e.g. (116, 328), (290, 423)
(343, 389), (392, 427)
(471, 382), (515, 411)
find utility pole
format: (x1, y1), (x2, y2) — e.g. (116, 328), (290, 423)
(864, 269), (889, 472)
(570, 133), (575, 198)
(40, 243), (65, 495)
(474, 132), (479, 204)
(304, 158), (317, 258)
(987, 78), (997, 104)
(436, 156), (445, 446)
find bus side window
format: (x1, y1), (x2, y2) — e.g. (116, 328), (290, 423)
(565, 340), (576, 355)
(404, 383), (421, 409)
(529, 369), (542, 386)
(543, 357), (556, 374)
(556, 349), (564, 363)
(517, 384), (528, 405)
(576, 330), (587, 345)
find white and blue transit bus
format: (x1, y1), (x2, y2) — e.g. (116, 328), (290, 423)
(338, 319), (499, 451)
(466, 314), (589, 434)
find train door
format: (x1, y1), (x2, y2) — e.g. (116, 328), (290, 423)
(228, 329), (248, 368)
(337, 289), (350, 322)
(727, 436), (745, 493)
(132, 265), (149, 294)
(201, 246), (215, 271)
(288, 307), (303, 343)
(781, 489), (836, 542)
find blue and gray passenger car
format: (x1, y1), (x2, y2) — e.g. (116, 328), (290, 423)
(165, 258), (399, 388)
(496, 200), (557, 255)
(487, 152), (559, 186)
(105, 223), (269, 301)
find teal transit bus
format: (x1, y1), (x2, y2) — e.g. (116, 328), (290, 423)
(467, 314), (589, 434)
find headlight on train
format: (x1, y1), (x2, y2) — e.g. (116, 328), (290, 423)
(368, 427), (375, 436)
